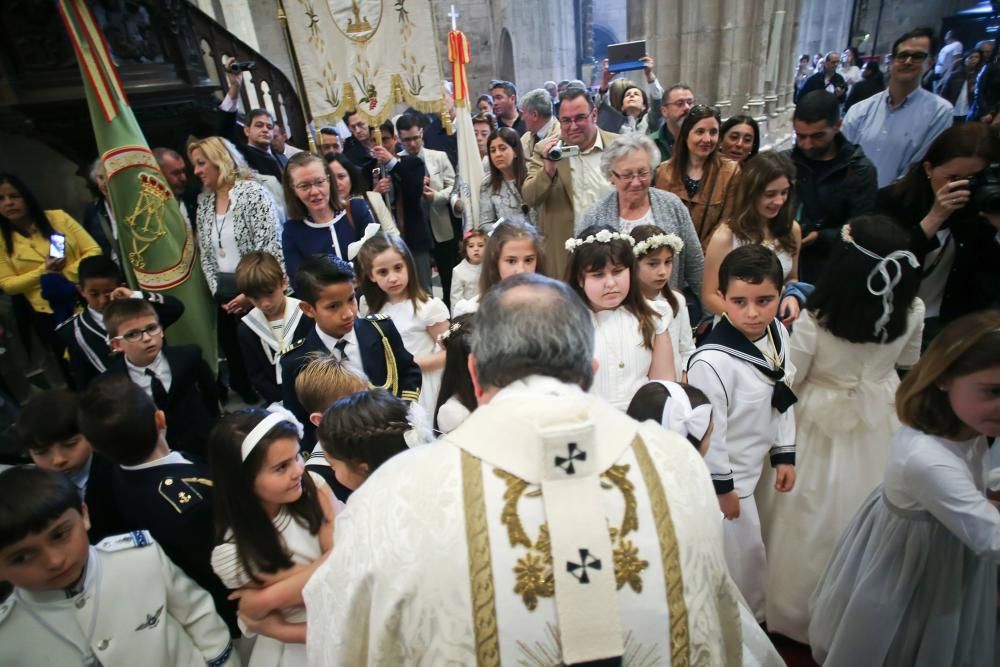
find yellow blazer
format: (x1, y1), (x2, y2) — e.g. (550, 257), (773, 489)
(0, 210), (101, 313)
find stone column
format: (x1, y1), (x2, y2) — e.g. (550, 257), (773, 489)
(218, 0), (261, 51)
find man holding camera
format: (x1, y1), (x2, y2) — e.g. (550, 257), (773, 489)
(522, 87), (618, 277)
(219, 56), (288, 180)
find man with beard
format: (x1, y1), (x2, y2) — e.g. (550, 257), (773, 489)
(787, 91), (878, 283)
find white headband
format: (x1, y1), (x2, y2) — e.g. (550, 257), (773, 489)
(564, 228), (635, 253)
(241, 405), (305, 462)
(652, 381), (713, 447)
(347, 223), (382, 261)
(841, 225), (920, 343)
(633, 232), (684, 258)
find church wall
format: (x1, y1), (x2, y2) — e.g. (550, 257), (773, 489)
(0, 131), (92, 223)
(628, 0), (799, 149)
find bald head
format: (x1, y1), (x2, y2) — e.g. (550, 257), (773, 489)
(472, 273), (594, 391)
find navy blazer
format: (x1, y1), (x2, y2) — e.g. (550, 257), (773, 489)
(281, 316), (422, 450)
(57, 293), (185, 389)
(111, 461), (238, 636)
(103, 345), (220, 459)
(237, 311), (314, 404)
(282, 199), (376, 289)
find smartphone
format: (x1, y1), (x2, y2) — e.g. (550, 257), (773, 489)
(372, 167), (382, 182)
(48, 233), (66, 259)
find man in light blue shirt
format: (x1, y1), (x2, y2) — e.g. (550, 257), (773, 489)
(842, 28), (953, 188)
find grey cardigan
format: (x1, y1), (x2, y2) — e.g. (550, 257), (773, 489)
(576, 188), (704, 297)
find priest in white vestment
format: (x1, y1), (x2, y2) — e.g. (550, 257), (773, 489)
(304, 273), (747, 665)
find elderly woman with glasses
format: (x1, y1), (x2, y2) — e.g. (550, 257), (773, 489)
(654, 105), (741, 248)
(281, 152), (376, 284)
(576, 133), (705, 297)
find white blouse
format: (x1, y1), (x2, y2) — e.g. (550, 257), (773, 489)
(649, 291), (695, 378)
(884, 425), (1000, 559)
(590, 307), (667, 410)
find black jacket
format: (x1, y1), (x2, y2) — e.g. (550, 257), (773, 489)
(111, 460), (238, 635)
(57, 292), (185, 389)
(876, 187), (1000, 323)
(82, 197), (118, 261)
(236, 308), (314, 404)
(281, 316), (421, 450)
(786, 135), (878, 283)
(796, 71), (847, 103)
(219, 109), (288, 180)
(343, 136), (379, 191)
(103, 345), (220, 459)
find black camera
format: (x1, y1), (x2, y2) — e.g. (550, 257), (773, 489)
(226, 61), (256, 74)
(969, 164), (1000, 215)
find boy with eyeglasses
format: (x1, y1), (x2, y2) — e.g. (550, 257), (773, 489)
(57, 255), (185, 388)
(99, 299), (220, 460)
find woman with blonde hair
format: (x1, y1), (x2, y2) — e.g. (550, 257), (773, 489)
(188, 136), (283, 403)
(809, 311), (1000, 666)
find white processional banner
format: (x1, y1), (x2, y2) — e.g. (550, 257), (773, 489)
(286, 0), (450, 129)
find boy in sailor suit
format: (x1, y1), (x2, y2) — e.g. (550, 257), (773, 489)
(686, 245), (797, 622)
(234, 251), (312, 405)
(0, 467), (236, 667)
(281, 255), (420, 497)
(57, 255), (184, 389)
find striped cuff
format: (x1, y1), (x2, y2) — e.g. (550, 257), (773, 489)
(711, 472), (734, 495)
(769, 445), (796, 467)
(206, 641), (233, 667)
(400, 389), (420, 402)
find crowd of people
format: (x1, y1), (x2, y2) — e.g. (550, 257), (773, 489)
(0, 25), (998, 667)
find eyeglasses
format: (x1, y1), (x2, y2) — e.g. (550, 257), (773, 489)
(559, 112), (593, 127)
(611, 169), (651, 182)
(293, 177), (330, 192)
(113, 322), (162, 343)
(892, 51), (929, 63)
(666, 98), (695, 108)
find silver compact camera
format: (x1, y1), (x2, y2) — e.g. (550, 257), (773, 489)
(548, 141), (580, 161)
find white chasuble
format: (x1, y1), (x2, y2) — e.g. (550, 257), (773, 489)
(304, 376), (743, 666)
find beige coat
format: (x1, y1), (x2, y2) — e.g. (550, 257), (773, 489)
(521, 128), (619, 278)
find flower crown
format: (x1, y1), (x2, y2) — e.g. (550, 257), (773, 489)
(437, 321), (463, 345)
(633, 233), (683, 258)
(565, 229), (635, 253)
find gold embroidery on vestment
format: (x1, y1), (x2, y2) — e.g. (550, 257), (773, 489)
(495, 463), (650, 611)
(633, 438), (691, 666)
(461, 451), (500, 666)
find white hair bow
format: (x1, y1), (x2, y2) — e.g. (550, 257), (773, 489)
(347, 223), (382, 261)
(654, 381), (713, 447)
(240, 404), (305, 462)
(402, 402), (435, 448)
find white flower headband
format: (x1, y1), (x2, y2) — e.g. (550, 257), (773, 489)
(565, 228), (635, 253)
(241, 405), (305, 462)
(633, 233), (684, 258)
(840, 224), (920, 343)
(437, 321), (463, 345)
